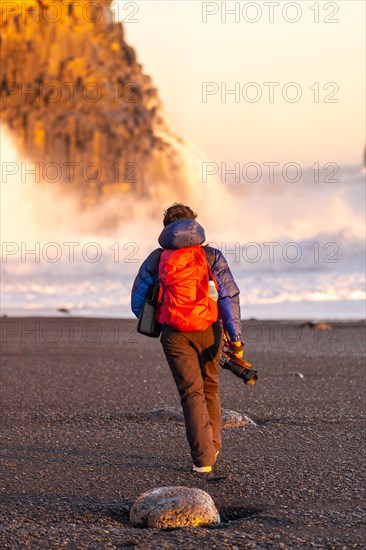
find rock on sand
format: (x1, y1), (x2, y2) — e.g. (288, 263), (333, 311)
(130, 486), (221, 528)
(147, 407), (256, 427)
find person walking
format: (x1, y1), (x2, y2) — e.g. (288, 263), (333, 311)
(131, 203), (243, 473)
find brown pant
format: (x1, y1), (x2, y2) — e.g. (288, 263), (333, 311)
(160, 321), (223, 467)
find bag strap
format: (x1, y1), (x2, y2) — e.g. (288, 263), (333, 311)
(150, 248), (163, 301)
(202, 246), (219, 289)
(151, 247), (164, 272)
(202, 245), (215, 267)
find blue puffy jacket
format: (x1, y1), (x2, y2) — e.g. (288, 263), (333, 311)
(131, 219), (242, 340)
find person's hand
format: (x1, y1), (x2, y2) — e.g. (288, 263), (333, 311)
(229, 340), (244, 359)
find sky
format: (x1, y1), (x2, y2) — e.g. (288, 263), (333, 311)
(117, 0), (365, 168)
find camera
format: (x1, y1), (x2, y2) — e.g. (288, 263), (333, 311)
(219, 347), (258, 385)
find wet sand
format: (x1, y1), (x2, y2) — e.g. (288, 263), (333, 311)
(1, 317), (365, 549)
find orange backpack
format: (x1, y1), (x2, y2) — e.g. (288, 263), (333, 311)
(157, 244), (218, 332)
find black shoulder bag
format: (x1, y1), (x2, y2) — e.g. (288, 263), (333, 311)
(136, 251), (163, 338)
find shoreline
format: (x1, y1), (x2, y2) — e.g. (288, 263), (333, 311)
(1, 314), (365, 324)
(2, 298), (365, 322)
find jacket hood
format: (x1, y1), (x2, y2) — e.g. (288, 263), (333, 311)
(158, 219), (206, 249)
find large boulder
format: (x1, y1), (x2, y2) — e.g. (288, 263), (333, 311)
(130, 486), (220, 529)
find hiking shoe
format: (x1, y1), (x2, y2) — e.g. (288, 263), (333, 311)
(192, 451), (220, 473)
(192, 464), (212, 473)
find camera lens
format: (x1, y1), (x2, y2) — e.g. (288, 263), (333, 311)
(219, 353), (258, 385)
(243, 370), (258, 385)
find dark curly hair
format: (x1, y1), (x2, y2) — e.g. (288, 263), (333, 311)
(163, 203), (197, 227)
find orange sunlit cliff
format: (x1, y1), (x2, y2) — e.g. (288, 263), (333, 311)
(0, 0), (187, 204)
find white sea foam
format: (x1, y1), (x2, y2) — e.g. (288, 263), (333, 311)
(1, 131), (365, 319)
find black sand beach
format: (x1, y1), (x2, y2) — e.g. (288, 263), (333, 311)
(1, 317), (365, 549)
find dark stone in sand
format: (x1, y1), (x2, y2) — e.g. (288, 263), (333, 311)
(147, 406), (183, 423)
(300, 321), (333, 329)
(129, 486), (220, 528)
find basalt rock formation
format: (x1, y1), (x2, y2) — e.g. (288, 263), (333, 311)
(0, 0), (187, 205)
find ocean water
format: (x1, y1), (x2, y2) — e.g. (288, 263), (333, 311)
(1, 147), (365, 320)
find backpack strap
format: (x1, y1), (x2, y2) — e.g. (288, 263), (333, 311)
(202, 246), (218, 289)
(202, 245), (215, 268)
(150, 248), (163, 304)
